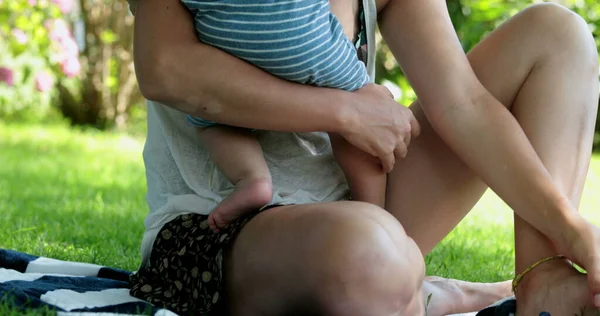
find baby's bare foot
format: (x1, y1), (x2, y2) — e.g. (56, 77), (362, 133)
(208, 177), (272, 232)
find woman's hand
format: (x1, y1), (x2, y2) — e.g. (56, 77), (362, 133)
(556, 215), (600, 306)
(339, 84), (420, 173)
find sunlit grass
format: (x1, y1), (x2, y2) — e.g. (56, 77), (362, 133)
(0, 122), (146, 270)
(0, 122), (599, 309)
(429, 154), (600, 282)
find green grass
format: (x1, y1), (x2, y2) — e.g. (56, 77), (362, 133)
(0, 122), (147, 271)
(0, 122), (599, 313)
(427, 148), (600, 282)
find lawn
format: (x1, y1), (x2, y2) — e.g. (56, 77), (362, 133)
(1, 122), (599, 288)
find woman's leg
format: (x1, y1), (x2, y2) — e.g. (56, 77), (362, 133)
(224, 202), (426, 316)
(380, 2), (598, 314)
(224, 202), (507, 316)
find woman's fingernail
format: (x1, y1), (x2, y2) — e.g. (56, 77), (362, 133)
(594, 293), (600, 307)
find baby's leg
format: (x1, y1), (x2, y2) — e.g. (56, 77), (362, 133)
(197, 126), (272, 232)
(329, 133), (386, 208)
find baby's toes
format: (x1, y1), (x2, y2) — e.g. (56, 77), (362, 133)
(208, 214), (220, 233)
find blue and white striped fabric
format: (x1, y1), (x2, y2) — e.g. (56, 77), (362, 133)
(182, 0), (370, 127)
(0, 249), (176, 315)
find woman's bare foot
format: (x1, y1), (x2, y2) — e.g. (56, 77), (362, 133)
(208, 177), (272, 232)
(422, 276), (512, 316)
(515, 257), (598, 315)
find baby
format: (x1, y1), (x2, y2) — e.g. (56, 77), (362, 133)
(181, 0), (387, 232)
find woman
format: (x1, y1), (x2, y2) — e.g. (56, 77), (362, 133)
(128, 0), (600, 314)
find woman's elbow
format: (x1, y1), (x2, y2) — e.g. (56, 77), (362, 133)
(419, 93), (478, 130)
(419, 99), (459, 129)
(421, 79), (488, 123)
(135, 58), (170, 103)
(134, 44), (181, 103)
(134, 48), (209, 117)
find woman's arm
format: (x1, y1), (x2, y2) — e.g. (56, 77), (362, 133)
(134, 0), (349, 132)
(133, 0), (419, 171)
(379, 0), (576, 234)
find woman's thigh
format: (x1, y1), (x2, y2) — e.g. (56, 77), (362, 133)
(224, 202), (426, 316)
(383, 3), (598, 254)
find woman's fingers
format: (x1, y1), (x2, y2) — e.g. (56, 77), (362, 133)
(589, 259), (600, 307)
(379, 85), (394, 99)
(397, 108), (419, 160)
(410, 115), (421, 138)
(555, 218), (600, 307)
(342, 83), (422, 172)
(578, 224), (600, 307)
(394, 141), (408, 160)
(381, 152), (396, 173)
(403, 132), (411, 150)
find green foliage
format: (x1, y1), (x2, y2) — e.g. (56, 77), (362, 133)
(59, 0), (141, 129)
(0, 0), (78, 122)
(568, 0), (600, 149)
(0, 0), (142, 129)
(452, 0), (527, 49)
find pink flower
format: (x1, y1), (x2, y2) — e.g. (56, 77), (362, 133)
(54, 36), (79, 66)
(12, 29), (28, 45)
(47, 19), (71, 42)
(61, 36), (79, 57)
(0, 67), (14, 86)
(52, 0), (75, 14)
(28, 0), (37, 6)
(46, 19), (81, 77)
(35, 71), (55, 92)
(61, 57), (81, 77)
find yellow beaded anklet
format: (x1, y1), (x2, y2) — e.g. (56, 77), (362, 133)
(512, 255), (568, 294)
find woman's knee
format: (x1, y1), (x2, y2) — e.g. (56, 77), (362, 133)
(227, 202), (426, 315)
(518, 3), (598, 64)
(311, 202), (426, 315)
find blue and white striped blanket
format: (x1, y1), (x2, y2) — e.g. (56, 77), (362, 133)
(0, 249), (175, 315)
(0, 248), (515, 315)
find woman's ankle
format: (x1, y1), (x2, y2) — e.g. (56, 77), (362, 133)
(514, 256), (579, 300)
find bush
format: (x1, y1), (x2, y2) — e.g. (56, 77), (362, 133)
(0, 0), (77, 122)
(58, 0), (142, 129)
(0, 0), (142, 129)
